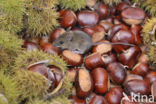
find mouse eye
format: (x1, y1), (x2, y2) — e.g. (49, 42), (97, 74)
(59, 41), (64, 44)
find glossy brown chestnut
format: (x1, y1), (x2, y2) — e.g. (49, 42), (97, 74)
(28, 64), (56, 89)
(77, 10), (99, 27)
(72, 96), (86, 104)
(83, 27), (95, 36)
(117, 3), (129, 12)
(102, 53), (117, 67)
(106, 87), (123, 104)
(92, 40), (112, 54)
(138, 53), (149, 64)
(92, 31), (105, 43)
(118, 46), (141, 68)
(40, 36), (49, 47)
(59, 9), (77, 28)
(145, 71), (156, 85)
(94, 3), (109, 19)
(110, 7), (116, 16)
(99, 20), (113, 32)
(108, 24), (129, 40)
(49, 66), (63, 86)
(105, 17), (114, 23)
(107, 62), (127, 84)
(75, 68), (93, 98)
(62, 50), (83, 66)
(91, 67), (108, 94)
(42, 43), (60, 55)
(124, 74), (143, 84)
(112, 29), (135, 53)
(121, 7), (145, 25)
(124, 80), (150, 95)
(132, 63), (150, 77)
(85, 52), (104, 70)
(151, 81), (156, 99)
(89, 95), (107, 104)
(130, 25), (142, 45)
(50, 28), (66, 42)
(67, 68), (80, 82)
(23, 41), (40, 51)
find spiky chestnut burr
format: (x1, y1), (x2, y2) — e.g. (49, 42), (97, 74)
(133, 0), (156, 16)
(14, 70), (50, 102)
(0, 0), (25, 34)
(59, 0), (87, 11)
(25, 0), (59, 37)
(0, 30), (22, 69)
(147, 46), (156, 65)
(142, 18), (156, 46)
(13, 50), (62, 71)
(102, 0), (121, 6)
(0, 71), (19, 104)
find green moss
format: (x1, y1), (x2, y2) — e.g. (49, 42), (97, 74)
(0, 0), (25, 34)
(0, 30), (23, 69)
(25, 0), (59, 37)
(142, 18), (156, 45)
(102, 0), (121, 6)
(14, 70), (50, 102)
(0, 71), (19, 104)
(59, 0), (87, 11)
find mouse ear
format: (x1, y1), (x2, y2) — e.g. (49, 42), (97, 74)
(66, 27), (72, 32)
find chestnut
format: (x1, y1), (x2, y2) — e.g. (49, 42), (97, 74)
(94, 2), (109, 19)
(62, 50), (83, 66)
(72, 96), (86, 104)
(107, 62), (127, 84)
(40, 36), (49, 47)
(92, 31), (105, 43)
(99, 20), (113, 32)
(50, 28), (65, 42)
(121, 7), (145, 25)
(151, 81), (156, 99)
(138, 53), (149, 64)
(112, 29), (135, 53)
(105, 17), (114, 23)
(108, 24), (129, 40)
(89, 95), (107, 104)
(106, 87), (123, 104)
(117, 3), (129, 12)
(59, 9), (77, 28)
(42, 43), (61, 55)
(77, 10), (99, 27)
(67, 68), (80, 82)
(49, 66), (63, 86)
(28, 64), (56, 90)
(124, 80), (150, 95)
(118, 46), (141, 68)
(75, 68), (93, 98)
(92, 40), (112, 54)
(145, 71), (156, 85)
(102, 53), (117, 67)
(23, 41), (40, 51)
(85, 52), (104, 70)
(130, 25), (142, 45)
(110, 7), (116, 16)
(132, 63), (150, 77)
(91, 67), (109, 94)
(83, 24), (105, 37)
(124, 74), (143, 84)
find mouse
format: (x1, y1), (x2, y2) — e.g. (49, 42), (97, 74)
(53, 30), (135, 54)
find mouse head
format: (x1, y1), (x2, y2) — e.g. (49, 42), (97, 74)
(53, 31), (74, 50)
